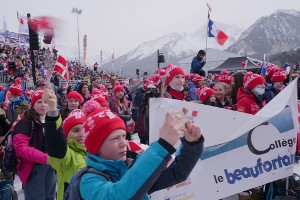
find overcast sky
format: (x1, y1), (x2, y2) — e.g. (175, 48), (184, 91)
(1, 0), (300, 64)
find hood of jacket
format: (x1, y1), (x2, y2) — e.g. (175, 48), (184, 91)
(86, 153), (128, 182)
(237, 87), (255, 102)
(68, 139), (87, 156)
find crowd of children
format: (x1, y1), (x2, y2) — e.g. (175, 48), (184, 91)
(0, 43), (299, 199)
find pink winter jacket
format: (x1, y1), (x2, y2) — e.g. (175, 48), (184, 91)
(14, 134), (48, 185)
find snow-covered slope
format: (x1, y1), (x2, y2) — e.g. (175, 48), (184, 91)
(102, 22), (244, 77)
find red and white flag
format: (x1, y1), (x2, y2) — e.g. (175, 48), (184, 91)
(241, 60), (248, 69)
(17, 11), (28, 33)
(54, 55), (69, 82)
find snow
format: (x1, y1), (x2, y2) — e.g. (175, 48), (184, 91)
(126, 33), (183, 61)
(124, 23), (244, 62)
(274, 9), (300, 17)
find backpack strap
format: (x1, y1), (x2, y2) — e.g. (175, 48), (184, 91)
(64, 166), (111, 200)
(0, 130), (11, 146)
(266, 182), (274, 200)
(84, 167), (111, 181)
(28, 121), (34, 146)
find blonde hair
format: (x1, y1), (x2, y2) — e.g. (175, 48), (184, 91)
(214, 82), (230, 101)
(116, 95), (127, 110)
(214, 82), (229, 91)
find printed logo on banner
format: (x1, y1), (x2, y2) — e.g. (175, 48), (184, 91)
(201, 106), (294, 160)
(223, 153), (294, 184)
(166, 178), (191, 191)
(164, 193), (195, 200)
(203, 106), (296, 186)
(247, 122), (296, 155)
(217, 120), (296, 185)
(191, 110), (198, 118)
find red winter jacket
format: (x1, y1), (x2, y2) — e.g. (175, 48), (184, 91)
(235, 88), (265, 115)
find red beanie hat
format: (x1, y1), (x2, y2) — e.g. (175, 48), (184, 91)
(219, 69), (232, 85)
(92, 88), (101, 95)
(83, 108), (126, 155)
(185, 74), (190, 81)
(164, 65), (185, 86)
(271, 69), (286, 83)
(243, 72), (265, 90)
(214, 74), (221, 81)
(97, 84), (106, 91)
(90, 93), (109, 108)
(191, 74), (204, 84)
(114, 85), (124, 94)
(82, 100), (102, 116)
(266, 65), (279, 79)
(158, 68), (166, 76)
(67, 91), (84, 104)
(150, 74), (161, 86)
(100, 88), (109, 100)
(31, 89), (44, 107)
(24, 89), (32, 97)
(62, 109), (85, 136)
(143, 79), (154, 90)
(196, 85), (216, 102)
(9, 80), (22, 96)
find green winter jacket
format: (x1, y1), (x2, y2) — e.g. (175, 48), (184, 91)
(45, 111), (87, 200)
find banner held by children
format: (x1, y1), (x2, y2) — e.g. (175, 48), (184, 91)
(149, 78), (298, 199)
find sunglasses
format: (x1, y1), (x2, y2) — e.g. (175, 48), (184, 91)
(107, 88), (113, 90)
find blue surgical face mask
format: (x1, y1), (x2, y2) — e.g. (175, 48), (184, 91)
(252, 87), (265, 96)
(10, 97), (20, 103)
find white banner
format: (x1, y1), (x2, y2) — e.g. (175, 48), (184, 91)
(149, 78), (298, 200)
(18, 32), (29, 45)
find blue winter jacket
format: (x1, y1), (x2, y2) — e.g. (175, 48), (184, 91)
(9, 96), (24, 123)
(264, 85), (279, 104)
(0, 91), (5, 103)
(187, 82), (199, 100)
(80, 137), (204, 200)
(190, 56), (206, 74)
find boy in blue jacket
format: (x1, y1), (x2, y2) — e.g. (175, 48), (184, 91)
(77, 103), (204, 200)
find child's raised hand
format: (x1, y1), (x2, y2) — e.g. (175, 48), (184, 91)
(182, 120), (202, 143)
(43, 84), (57, 112)
(159, 111), (181, 146)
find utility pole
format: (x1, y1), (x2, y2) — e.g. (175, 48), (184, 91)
(72, 8), (83, 66)
(157, 49), (165, 69)
(27, 13), (39, 86)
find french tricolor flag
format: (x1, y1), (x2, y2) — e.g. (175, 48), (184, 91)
(208, 19), (229, 46)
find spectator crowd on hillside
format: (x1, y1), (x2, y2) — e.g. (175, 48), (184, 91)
(0, 43), (299, 200)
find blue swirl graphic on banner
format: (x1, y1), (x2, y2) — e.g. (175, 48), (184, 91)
(200, 106), (294, 160)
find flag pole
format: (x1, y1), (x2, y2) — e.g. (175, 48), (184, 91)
(100, 50), (102, 72)
(205, 11), (209, 56)
(263, 54), (266, 75)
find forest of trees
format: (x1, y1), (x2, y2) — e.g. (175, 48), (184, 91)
(270, 48), (300, 67)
